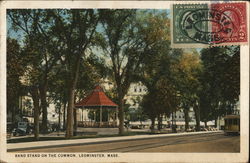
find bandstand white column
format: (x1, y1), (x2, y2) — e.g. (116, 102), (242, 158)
(116, 107), (119, 126)
(100, 106), (102, 127)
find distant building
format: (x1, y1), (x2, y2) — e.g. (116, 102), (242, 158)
(125, 82), (147, 110)
(8, 94), (59, 126)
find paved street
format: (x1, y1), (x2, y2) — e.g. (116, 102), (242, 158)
(17, 132), (239, 153)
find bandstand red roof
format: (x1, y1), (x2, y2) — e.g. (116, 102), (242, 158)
(75, 85), (118, 108)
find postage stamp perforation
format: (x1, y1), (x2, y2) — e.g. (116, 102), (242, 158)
(205, 42), (248, 48)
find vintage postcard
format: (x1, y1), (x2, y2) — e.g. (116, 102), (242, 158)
(0, 1), (249, 162)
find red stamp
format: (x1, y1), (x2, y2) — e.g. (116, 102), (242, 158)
(211, 3), (248, 44)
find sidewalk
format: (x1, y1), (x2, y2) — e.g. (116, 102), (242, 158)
(7, 131), (223, 152)
(7, 132), (66, 140)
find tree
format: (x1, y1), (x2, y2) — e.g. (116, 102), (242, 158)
(7, 9), (62, 133)
(7, 36), (45, 140)
(172, 50), (202, 131)
(7, 38), (26, 125)
(98, 10), (160, 134)
(141, 78), (180, 131)
(127, 97), (148, 123)
(200, 46), (240, 126)
(8, 9), (101, 138)
(48, 64), (68, 131)
(141, 91), (158, 130)
(47, 9), (100, 138)
(29, 85), (40, 140)
(16, 39), (47, 140)
(137, 11), (181, 132)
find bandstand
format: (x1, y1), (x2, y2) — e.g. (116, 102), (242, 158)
(75, 85), (118, 130)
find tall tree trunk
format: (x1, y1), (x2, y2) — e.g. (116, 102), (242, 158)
(64, 11), (99, 138)
(66, 87), (74, 138)
(66, 55), (81, 138)
(30, 86), (40, 141)
(58, 101), (61, 131)
(171, 112), (174, 132)
(184, 107), (189, 131)
(39, 83), (48, 133)
(194, 103), (200, 131)
(150, 117), (155, 132)
(10, 98), (17, 127)
(214, 116), (217, 128)
(157, 115), (162, 131)
(205, 120), (207, 128)
(73, 107), (77, 136)
(118, 95), (124, 135)
(58, 109), (61, 131)
(63, 100), (67, 130)
(10, 96), (19, 127)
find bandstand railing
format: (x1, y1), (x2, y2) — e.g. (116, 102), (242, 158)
(77, 121), (118, 128)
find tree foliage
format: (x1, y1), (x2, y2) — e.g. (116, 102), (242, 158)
(7, 9), (241, 139)
(97, 10), (167, 134)
(172, 50), (202, 130)
(200, 46), (240, 124)
(7, 38), (26, 123)
(138, 11), (182, 131)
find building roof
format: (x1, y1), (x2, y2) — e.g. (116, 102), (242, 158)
(75, 85), (118, 108)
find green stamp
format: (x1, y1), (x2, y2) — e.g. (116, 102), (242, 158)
(171, 4), (209, 48)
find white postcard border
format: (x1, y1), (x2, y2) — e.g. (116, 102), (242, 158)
(0, 1), (249, 162)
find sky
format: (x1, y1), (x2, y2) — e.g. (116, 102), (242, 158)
(7, 9), (170, 41)
(7, 9), (200, 53)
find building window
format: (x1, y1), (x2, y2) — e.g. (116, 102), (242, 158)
(139, 88), (142, 92)
(134, 87), (137, 92)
